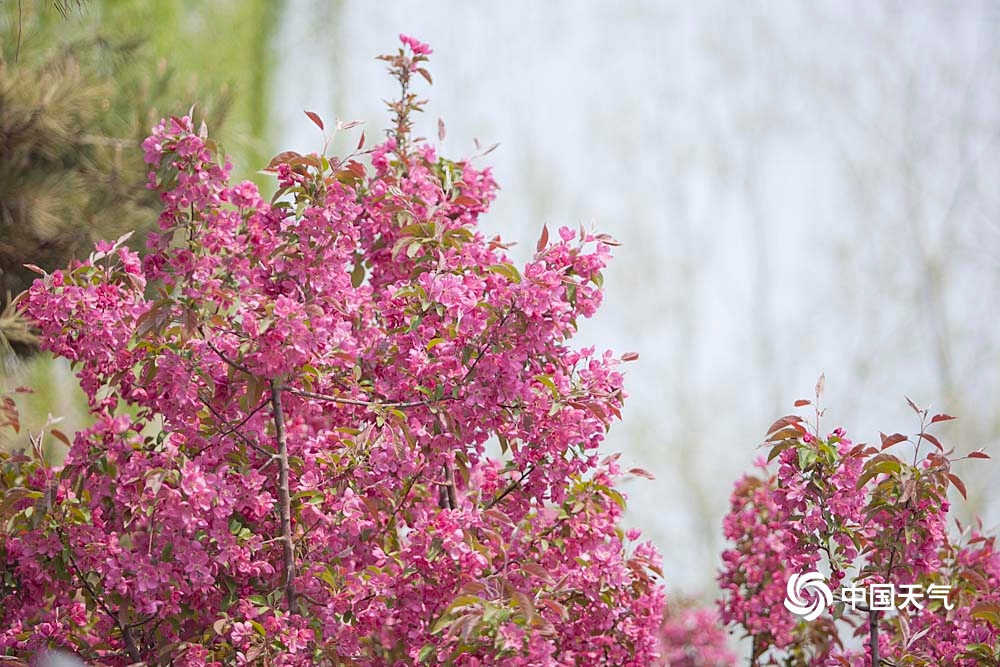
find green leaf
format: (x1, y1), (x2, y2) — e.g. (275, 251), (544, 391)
(241, 373), (264, 413)
(351, 259), (366, 288)
(857, 455), (901, 489)
(417, 644), (436, 663)
(971, 604), (1000, 627)
(486, 264), (521, 283)
(534, 374), (558, 396)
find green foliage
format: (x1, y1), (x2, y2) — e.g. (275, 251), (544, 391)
(0, 0), (278, 360)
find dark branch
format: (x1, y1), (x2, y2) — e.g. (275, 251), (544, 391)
(270, 380), (297, 613)
(485, 463), (536, 510)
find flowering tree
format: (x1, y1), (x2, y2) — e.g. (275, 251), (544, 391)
(656, 602), (734, 667)
(0, 36), (665, 666)
(719, 377), (1000, 666)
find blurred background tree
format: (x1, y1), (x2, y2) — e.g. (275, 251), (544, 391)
(0, 0), (281, 443)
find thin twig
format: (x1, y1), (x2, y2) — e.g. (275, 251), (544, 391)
(65, 544), (141, 662)
(16, 0), (22, 62)
(202, 332), (253, 375)
(287, 387), (428, 409)
(198, 396), (273, 457)
(456, 306), (514, 387)
(485, 463), (536, 510)
(379, 469), (423, 537)
(294, 517), (324, 547)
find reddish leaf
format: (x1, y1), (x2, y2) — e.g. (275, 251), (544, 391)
(880, 432), (908, 450)
(50, 428), (71, 447)
(767, 426), (806, 443)
(905, 395), (923, 415)
(536, 224), (549, 253)
(520, 562), (556, 585)
(346, 160), (366, 178)
(264, 150), (303, 172)
(847, 443), (868, 457)
(947, 473), (967, 500)
(357, 131), (366, 151)
(621, 352), (639, 362)
(765, 415), (803, 437)
(583, 401), (607, 421)
(921, 433), (944, 451)
(438, 118), (446, 141)
(289, 154), (323, 170)
(305, 110), (324, 131)
(628, 467), (655, 480)
(453, 195), (480, 207)
(968, 450), (991, 459)
(794, 399), (811, 407)
(540, 598), (569, 620)
(930, 413), (956, 424)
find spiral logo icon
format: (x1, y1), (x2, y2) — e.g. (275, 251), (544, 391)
(783, 571), (833, 621)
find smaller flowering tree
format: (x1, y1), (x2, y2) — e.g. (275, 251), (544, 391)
(0, 36), (665, 666)
(719, 376), (1000, 666)
(656, 602), (735, 667)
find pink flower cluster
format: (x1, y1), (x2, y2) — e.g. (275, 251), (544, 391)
(399, 33), (432, 56)
(1, 39), (665, 666)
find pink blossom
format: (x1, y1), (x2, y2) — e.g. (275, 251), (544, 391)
(399, 33), (432, 55)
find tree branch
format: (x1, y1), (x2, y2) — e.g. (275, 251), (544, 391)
(197, 395), (273, 458)
(287, 387), (428, 409)
(270, 380), (297, 612)
(379, 469), (423, 537)
(869, 609), (881, 667)
(443, 461), (458, 510)
(201, 331), (253, 375)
